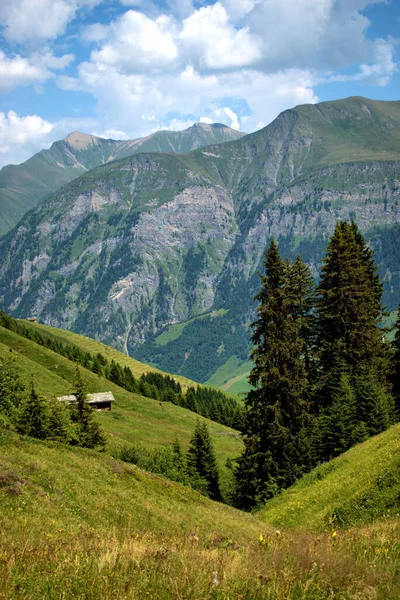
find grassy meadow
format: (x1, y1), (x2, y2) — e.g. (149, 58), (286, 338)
(0, 324), (242, 498)
(0, 321), (399, 598)
(1, 428), (399, 599)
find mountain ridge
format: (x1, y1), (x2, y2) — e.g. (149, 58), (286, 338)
(0, 122), (245, 236)
(0, 96), (400, 383)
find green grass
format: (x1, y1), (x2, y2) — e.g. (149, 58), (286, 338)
(1, 429), (399, 599)
(206, 356), (252, 396)
(28, 321), (197, 389)
(260, 423), (400, 531)
(155, 309), (228, 347)
(0, 324), (242, 498)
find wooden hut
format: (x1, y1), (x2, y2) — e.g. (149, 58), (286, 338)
(57, 391), (115, 410)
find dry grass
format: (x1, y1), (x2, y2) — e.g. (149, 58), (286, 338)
(0, 431), (399, 600)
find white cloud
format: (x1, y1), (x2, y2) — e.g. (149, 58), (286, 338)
(0, 111), (99, 167)
(0, 111), (54, 163)
(180, 3), (263, 70)
(358, 38), (398, 86)
(90, 10), (178, 73)
(0, 51), (49, 93)
(0, 49), (75, 93)
(221, 107), (240, 130)
(1, 0), (397, 167)
(0, 0), (101, 45)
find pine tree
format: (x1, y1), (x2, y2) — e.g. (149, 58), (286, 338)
(285, 255), (316, 378)
(17, 382), (49, 440)
(391, 306), (400, 419)
(234, 241), (312, 509)
(70, 365), (106, 449)
(314, 221), (394, 462)
(316, 221), (388, 379)
(187, 420), (221, 501)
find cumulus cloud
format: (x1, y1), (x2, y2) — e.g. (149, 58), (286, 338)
(0, 52), (49, 93)
(0, 111), (54, 163)
(179, 3), (263, 70)
(0, 111), (99, 167)
(0, 49), (74, 93)
(1, 0), (398, 166)
(90, 11), (178, 73)
(0, 0), (101, 45)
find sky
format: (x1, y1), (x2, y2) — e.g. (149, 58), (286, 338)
(0, 0), (399, 168)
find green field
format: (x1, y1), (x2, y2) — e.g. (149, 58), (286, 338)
(155, 309), (228, 347)
(1, 320), (400, 598)
(206, 356), (252, 396)
(30, 321), (198, 389)
(260, 423), (400, 531)
(1, 424), (399, 599)
(0, 323), (242, 498)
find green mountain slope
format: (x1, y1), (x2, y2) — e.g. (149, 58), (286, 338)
(1, 426), (399, 598)
(0, 322), (242, 493)
(1, 97), (400, 384)
(260, 423), (400, 530)
(0, 123), (244, 236)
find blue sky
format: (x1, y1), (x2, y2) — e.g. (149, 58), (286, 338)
(0, 0), (399, 167)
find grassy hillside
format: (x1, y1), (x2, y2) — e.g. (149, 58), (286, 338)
(1, 429), (399, 599)
(206, 356), (252, 396)
(0, 323), (242, 498)
(260, 423), (400, 531)
(29, 321), (198, 389)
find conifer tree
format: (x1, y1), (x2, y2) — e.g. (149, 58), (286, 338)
(187, 420), (221, 500)
(314, 221), (394, 461)
(285, 255), (316, 377)
(70, 365), (106, 449)
(391, 306), (400, 419)
(17, 382), (49, 440)
(316, 221), (388, 379)
(234, 240), (312, 509)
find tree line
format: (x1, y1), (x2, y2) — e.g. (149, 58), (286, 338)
(234, 221), (399, 509)
(0, 353), (222, 501)
(0, 311), (244, 429)
(0, 360), (106, 449)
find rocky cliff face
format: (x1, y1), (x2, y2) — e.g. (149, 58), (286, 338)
(0, 123), (245, 236)
(0, 97), (400, 382)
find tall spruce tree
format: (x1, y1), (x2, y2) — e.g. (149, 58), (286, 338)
(316, 221), (388, 379)
(186, 420), (221, 501)
(391, 306), (400, 419)
(234, 241), (312, 509)
(314, 221), (394, 459)
(285, 255), (316, 378)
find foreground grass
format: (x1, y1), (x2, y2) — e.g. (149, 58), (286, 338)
(1, 430), (399, 599)
(260, 423), (400, 531)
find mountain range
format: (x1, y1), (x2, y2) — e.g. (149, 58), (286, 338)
(0, 96), (399, 385)
(0, 122), (245, 236)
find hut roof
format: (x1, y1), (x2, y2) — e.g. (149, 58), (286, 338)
(57, 392), (115, 405)
(86, 392), (115, 405)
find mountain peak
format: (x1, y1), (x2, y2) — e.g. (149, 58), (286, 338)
(191, 122), (237, 131)
(64, 131), (100, 150)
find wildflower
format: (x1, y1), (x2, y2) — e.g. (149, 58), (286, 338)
(212, 570), (220, 585)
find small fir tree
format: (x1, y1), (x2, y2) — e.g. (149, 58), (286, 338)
(391, 306), (400, 419)
(17, 382), (49, 440)
(70, 365), (106, 449)
(187, 420), (221, 500)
